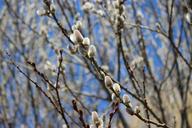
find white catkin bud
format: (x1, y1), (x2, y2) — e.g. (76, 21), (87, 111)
(92, 111), (100, 125)
(101, 65), (109, 72)
(72, 25), (77, 31)
(137, 10), (143, 20)
(40, 25), (47, 35)
(47, 85), (50, 91)
(88, 45), (96, 58)
(130, 56), (144, 70)
(111, 93), (117, 101)
(74, 30), (83, 43)
(62, 124), (67, 128)
(47, 84), (54, 91)
(96, 10), (105, 17)
(76, 21), (82, 29)
(50, 4), (55, 13)
(119, 15), (125, 22)
(104, 76), (113, 88)
(123, 94), (130, 104)
(82, 2), (94, 12)
(100, 71), (105, 78)
(113, 1), (119, 8)
(185, 13), (191, 24)
(69, 33), (76, 43)
(155, 22), (161, 32)
(51, 71), (57, 76)
(128, 102), (133, 108)
(72, 21), (82, 31)
(36, 9), (46, 16)
(44, 61), (51, 70)
(89, 124), (95, 128)
(54, 82), (61, 88)
(134, 106), (140, 114)
(82, 37), (90, 46)
(113, 83), (121, 93)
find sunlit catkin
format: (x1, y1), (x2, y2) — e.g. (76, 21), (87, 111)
(74, 30), (84, 43)
(92, 111), (102, 126)
(88, 45), (96, 58)
(82, 37), (90, 46)
(112, 83), (121, 94)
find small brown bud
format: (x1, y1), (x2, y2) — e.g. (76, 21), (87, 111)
(104, 76), (113, 88)
(72, 99), (78, 111)
(68, 45), (78, 54)
(134, 106), (140, 114)
(123, 94), (130, 104)
(126, 107), (134, 115)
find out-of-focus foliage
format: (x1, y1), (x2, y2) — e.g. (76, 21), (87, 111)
(0, 0), (192, 128)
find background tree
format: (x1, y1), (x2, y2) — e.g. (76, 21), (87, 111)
(0, 0), (192, 128)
